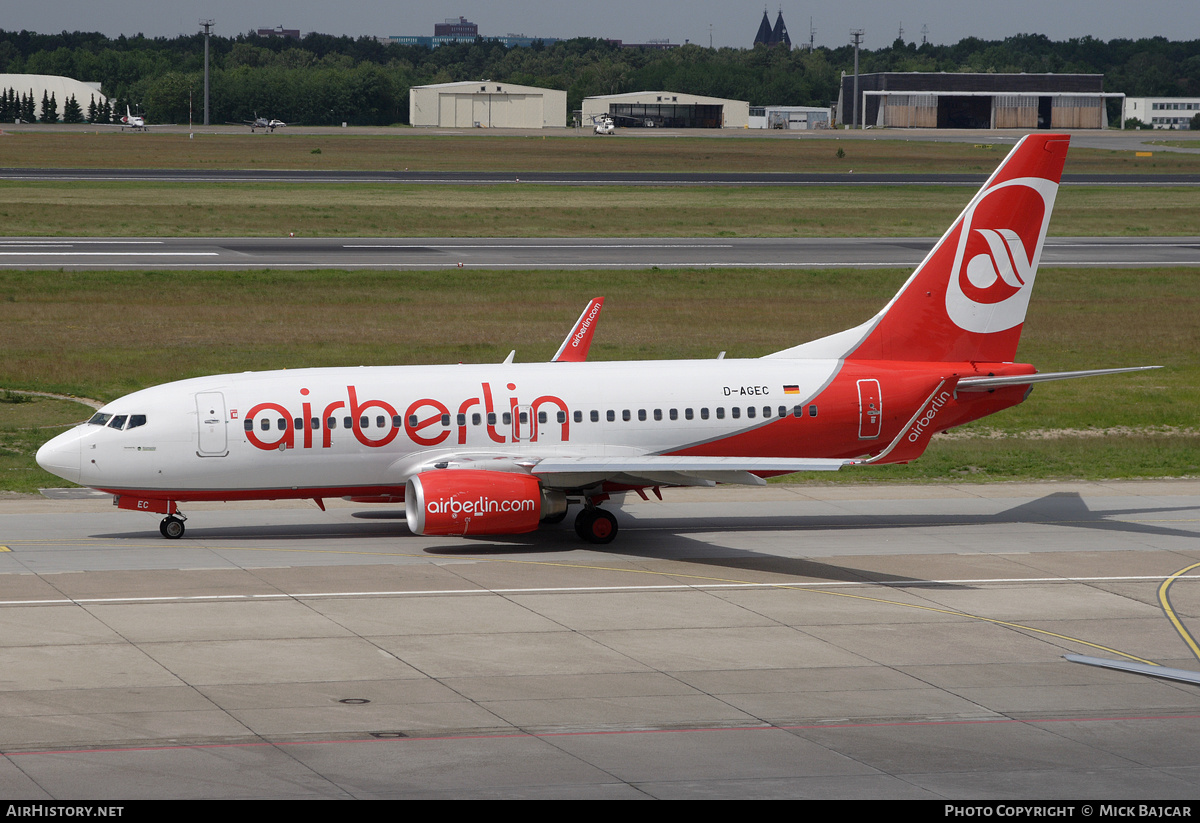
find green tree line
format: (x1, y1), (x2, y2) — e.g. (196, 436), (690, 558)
(1, 29), (1198, 125)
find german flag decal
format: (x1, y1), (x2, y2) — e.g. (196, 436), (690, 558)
(783, 385), (800, 395)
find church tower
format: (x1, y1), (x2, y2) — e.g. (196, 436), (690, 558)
(771, 9), (792, 49)
(754, 9), (773, 46)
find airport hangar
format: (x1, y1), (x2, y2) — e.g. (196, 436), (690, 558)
(408, 81), (567, 128)
(582, 91), (751, 129)
(837, 72), (1123, 130)
(0, 73), (107, 119)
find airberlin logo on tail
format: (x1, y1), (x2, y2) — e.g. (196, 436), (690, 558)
(945, 177), (1058, 334)
(964, 229), (1033, 299)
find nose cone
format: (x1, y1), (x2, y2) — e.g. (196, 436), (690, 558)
(36, 429), (83, 484)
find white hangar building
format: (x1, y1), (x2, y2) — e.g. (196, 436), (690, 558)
(409, 81), (567, 128)
(0, 73), (106, 120)
(582, 91), (750, 129)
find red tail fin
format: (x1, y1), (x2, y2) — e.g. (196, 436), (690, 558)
(852, 134), (1069, 362)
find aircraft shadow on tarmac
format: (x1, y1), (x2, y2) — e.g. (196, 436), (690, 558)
(94, 491), (1200, 588)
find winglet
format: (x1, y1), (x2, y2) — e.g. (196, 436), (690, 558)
(552, 297), (605, 362)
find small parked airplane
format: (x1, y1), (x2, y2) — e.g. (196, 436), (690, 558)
(35, 134), (1157, 544)
(231, 114), (287, 132)
(104, 106), (172, 132)
(120, 106), (148, 131)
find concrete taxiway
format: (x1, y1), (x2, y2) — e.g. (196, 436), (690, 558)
(2, 236), (1199, 270)
(1, 481), (1199, 798)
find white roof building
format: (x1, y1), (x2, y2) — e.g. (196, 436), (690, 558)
(409, 81), (567, 128)
(582, 91), (750, 129)
(0, 74), (106, 121)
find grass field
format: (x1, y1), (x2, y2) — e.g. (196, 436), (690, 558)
(3, 131), (1200, 174)
(3, 131), (1197, 238)
(3, 182), (1198, 237)
(2, 132), (1196, 491)
(0, 266), (1195, 493)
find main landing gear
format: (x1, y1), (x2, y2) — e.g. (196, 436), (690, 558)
(159, 514), (186, 539)
(574, 507), (617, 544)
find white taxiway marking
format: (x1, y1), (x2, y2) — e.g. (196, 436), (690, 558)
(0, 573), (1193, 607)
(343, 243), (736, 249)
(0, 252), (218, 257)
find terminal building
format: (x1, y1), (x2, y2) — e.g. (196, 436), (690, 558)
(582, 91), (750, 129)
(838, 72), (1122, 129)
(1123, 97), (1200, 129)
(409, 81), (567, 128)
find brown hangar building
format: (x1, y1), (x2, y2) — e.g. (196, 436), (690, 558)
(838, 72), (1122, 129)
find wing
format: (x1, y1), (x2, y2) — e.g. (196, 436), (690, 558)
(531, 455), (848, 488)
(386, 449), (847, 490)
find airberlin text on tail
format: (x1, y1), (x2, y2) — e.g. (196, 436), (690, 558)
(848, 134), (1070, 364)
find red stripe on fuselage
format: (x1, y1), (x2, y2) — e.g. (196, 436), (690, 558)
(97, 484), (405, 503)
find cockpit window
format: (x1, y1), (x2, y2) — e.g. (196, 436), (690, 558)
(88, 412), (146, 430)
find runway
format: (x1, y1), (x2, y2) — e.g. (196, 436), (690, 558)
(2, 481), (1199, 798)
(2, 236), (1199, 270)
(4, 167), (1200, 186)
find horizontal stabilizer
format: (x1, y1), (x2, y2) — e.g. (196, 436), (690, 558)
(958, 366), (1161, 391)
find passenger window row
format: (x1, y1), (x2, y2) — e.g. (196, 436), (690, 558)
(243, 405), (819, 433)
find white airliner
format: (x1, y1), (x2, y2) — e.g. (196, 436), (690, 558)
(36, 134), (1156, 543)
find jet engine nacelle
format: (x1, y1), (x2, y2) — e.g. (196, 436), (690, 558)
(405, 469), (564, 536)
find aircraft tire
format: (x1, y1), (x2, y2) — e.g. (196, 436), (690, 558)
(160, 516), (185, 539)
(574, 508), (617, 544)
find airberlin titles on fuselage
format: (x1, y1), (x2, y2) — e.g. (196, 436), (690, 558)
(243, 382), (570, 450)
(240, 379), (815, 453)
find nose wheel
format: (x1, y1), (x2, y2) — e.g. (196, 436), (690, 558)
(159, 515), (186, 539)
(574, 508), (617, 544)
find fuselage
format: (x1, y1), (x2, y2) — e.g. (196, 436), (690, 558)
(36, 356), (1030, 502)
